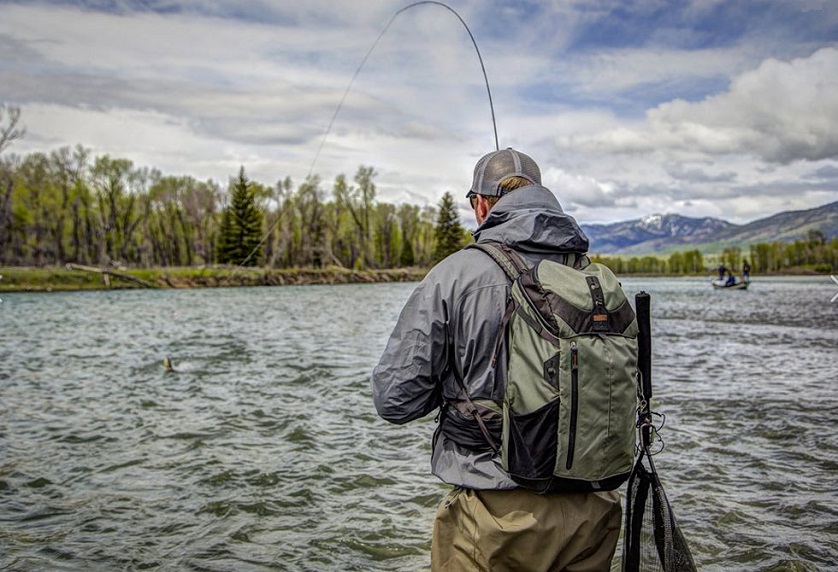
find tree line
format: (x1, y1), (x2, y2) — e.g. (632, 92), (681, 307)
(0, 145), (474, 269)
(1, 105), (834, 274)
(592, 231), (838, 276)
(2, 143), (834, 274)
(0, 104), (475, 269)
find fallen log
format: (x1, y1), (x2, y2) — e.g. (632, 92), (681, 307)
(65, 263), (156, 289)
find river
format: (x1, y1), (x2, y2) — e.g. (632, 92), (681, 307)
(1, 277), (836, 571)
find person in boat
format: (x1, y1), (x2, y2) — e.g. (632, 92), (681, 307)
(718, 263), (727, 281)
(372, 148), (621, 571)
(725, 271), (737, 286)
(742, 259), (751, 283)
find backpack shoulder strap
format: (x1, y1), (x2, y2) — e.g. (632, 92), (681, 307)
(573, 253), (591, 270)
(468, 241), (529, 280)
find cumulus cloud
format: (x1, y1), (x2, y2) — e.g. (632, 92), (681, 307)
(650, 47), (838, 163)
(542, 167), (617, 209)
(558, 47), (838, 165)
(2, 0), (837, 225)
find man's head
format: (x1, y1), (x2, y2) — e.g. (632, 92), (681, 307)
(466, 147), (541, 223)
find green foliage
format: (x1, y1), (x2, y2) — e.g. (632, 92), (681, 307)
(749, 235), (838, 274)
(666, 250), (703, 274)
(591, 254), (668, 275)
(333, 166), (377, 269)
(143, 175), (219, 267)
(684, 250), (704, 274)
(396, 204), (418, 266)
(721, 246), (742, 271)
(3, 139), (835, 275)
(216, 167), (264, 266)
(594, 236), (838, 276)
(433, 191), (465, 263)
(399, 237), (415, 267)
(0, 135), (441, 272)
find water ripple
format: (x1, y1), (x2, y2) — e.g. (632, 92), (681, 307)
(1, 278), (836, 570)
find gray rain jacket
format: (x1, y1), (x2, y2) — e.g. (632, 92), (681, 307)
(371, 185), (589, 489)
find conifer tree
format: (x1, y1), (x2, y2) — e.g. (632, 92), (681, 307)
(400, 238), (415, 267)
(433, 191), (465, 263)
(216, 166), (264, 266)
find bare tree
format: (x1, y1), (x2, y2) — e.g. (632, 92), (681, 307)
(335, 166), (377, 269)
(0, 105), (24, 258)
(0, 104), (26, 155)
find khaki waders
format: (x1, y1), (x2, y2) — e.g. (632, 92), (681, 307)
(431, 487), (621, 572)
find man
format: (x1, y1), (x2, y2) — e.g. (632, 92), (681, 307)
(372, 148), (621, 571)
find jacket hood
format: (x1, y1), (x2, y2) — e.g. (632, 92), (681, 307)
(472, 185), (589, 253)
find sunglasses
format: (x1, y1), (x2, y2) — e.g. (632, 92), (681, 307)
(469, 194), (479, 209)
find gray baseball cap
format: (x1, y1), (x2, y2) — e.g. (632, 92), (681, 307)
(467, 147), (541, 198)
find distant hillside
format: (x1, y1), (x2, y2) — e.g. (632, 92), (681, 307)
(582, 214), (735, 254)
(582, 200), (838, 255)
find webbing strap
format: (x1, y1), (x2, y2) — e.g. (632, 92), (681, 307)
(468, 242), (528, 281)
(441, 299), (499, 453)
(573, 253), (590, 270)
(516, 305), (561, 345)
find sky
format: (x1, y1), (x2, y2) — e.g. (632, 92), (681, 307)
(1, 0), (837, 227)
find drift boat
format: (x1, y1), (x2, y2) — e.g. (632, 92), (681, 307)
(712, 278), (749, 290)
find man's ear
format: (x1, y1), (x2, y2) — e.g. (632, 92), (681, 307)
(475, 195), (491, 224)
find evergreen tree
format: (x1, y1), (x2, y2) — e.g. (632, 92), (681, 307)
(400, 238), (415, 267)
(433, 191), (464, 263)
(216, 166), (264, 266)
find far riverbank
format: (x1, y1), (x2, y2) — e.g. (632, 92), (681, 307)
(0, 266), (429, 292)
(0, 264), (828, 293)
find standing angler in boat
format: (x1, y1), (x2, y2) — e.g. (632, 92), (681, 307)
(372, 149), (624, 571)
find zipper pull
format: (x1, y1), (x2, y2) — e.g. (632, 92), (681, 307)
(570, 341), (578, 371)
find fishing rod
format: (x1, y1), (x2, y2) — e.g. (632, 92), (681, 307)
(307, 0), (499, 180)
(238, 1), (498, 267)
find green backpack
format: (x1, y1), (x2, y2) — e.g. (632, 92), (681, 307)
(470, 241), (640, 493)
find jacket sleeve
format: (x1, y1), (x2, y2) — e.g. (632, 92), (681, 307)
(371, 275), (448, 424)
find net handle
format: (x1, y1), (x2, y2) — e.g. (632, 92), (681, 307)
(635, 292), (653, 447)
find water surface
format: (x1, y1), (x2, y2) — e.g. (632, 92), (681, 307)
(1, 277), (836, 571)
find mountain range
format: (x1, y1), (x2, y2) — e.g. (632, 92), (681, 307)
(580, 200), (838, 255)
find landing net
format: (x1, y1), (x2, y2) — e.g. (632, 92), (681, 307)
(622, 445), (697, 572)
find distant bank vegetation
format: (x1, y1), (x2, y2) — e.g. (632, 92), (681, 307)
(592, 231), (837, 276)
(0, 140), (834, 292)
(0, 144), (471, 273)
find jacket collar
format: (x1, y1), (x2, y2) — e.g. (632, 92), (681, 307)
(472, 185), (590, 254)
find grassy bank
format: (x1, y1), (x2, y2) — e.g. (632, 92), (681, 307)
(0, 266), (429, 292)
(2, 264), (828, 293)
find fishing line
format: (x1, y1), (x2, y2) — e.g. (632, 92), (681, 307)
(307, 0), (499, 179)
(238, 1), (497, 267)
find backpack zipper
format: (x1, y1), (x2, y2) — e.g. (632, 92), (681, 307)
(567, 341), (579, 470)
